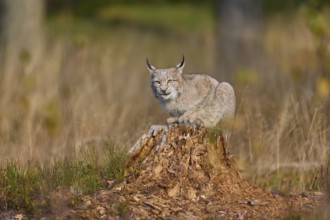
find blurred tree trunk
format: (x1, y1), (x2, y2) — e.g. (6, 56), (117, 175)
(0, 0), (45, 153)
(216, 0), (263, 82)
(0, 0), (44, 75)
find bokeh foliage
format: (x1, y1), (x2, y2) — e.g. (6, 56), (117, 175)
(0, 0), (329, 216)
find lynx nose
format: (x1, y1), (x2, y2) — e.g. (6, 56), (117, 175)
(161, 88), (167, 94)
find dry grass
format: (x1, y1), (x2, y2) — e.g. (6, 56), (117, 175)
(0, 15), (215, 162)
(0, 5), (329, 206)
(229, 10), (330, 194)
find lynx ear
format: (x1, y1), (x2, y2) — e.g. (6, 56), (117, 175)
(146, 58), (156, 73)
(175, 56), (185, 73)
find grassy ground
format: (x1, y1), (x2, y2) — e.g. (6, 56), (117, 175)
(0, 140), (127, 215)
(0, 2), (329, 217)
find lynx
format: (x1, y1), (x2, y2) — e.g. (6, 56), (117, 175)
(147, 57), (236, 129)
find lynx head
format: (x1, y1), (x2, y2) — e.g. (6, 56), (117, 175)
(147, 56), (185, 101)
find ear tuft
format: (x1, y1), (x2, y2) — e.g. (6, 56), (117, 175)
(146, 58), (156, 73)
(175, 55), (185, 73)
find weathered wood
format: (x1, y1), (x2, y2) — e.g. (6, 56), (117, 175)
(119, 125), (321, 219)
(0, 0), (44, 74)
(54, 125), (324, 219)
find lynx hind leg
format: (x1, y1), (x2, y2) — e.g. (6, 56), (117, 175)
(216, 82), (236, 120)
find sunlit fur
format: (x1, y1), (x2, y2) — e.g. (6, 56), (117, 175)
(147, 58), (236, 128)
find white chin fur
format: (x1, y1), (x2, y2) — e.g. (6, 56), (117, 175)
(161, 91), (177, 101)
(161, 94), (172, 100)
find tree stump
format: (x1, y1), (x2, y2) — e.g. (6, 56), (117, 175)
(117, 125), (322, 219)
(62, 125), (324, 219)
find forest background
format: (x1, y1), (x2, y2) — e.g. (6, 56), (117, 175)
(0, 0), (329, 216)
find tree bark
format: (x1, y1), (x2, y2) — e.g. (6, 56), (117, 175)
(0, 0), (44, 75)
(216, 0), (263, 82)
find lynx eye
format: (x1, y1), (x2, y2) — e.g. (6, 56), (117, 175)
(154, 80), (160, 85)
(167, 79), (175, 84)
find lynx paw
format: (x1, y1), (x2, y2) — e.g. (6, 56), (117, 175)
(166, 117), (178, 125)
(194, 118), (205, 128)
(178, 115), (189, 124)
(178, 116), (204, 128)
